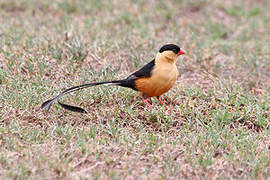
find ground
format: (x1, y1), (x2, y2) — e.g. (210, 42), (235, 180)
(0, 0), (270, 179)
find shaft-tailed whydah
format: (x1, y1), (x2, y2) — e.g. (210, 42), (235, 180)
(41, 44), (185, 113)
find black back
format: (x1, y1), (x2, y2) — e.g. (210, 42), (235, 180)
(118, 59), (155, 90)
(128, 60), (155, 79)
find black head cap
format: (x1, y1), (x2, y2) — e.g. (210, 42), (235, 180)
(159, 44), (180, 54)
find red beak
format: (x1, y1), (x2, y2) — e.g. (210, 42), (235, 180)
(178, 49), (185, 55)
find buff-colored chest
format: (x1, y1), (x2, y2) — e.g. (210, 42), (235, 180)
(135, 62), (178, 97)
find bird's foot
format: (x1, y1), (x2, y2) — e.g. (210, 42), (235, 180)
(143, 98), (152, 108)
(156, 96), (168, 110)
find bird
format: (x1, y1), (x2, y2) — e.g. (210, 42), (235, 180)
(41, 44), (185, 114)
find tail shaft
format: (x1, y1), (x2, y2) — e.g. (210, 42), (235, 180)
(41, 80), (122, 114)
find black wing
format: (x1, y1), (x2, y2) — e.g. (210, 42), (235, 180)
(127, 59), (155, 79)
(118, 59), (155, 90)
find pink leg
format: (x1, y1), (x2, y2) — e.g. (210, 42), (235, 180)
(156, 96), (168, 110)
(143, 98), (152, 108)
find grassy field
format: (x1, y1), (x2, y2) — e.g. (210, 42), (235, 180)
(0, 0), (270, 179)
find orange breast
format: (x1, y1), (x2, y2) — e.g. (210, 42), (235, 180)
(135, 78), (172, 97)
(135, 64), (178, 97)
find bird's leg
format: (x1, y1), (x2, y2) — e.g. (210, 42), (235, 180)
(143, 94), (152, 108)
(143, 99), (152, 108)
(156, 96), (168, 110)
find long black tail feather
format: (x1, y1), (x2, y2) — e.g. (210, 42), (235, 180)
(58, 100), (87, 113)
(41, 80), (122, 114)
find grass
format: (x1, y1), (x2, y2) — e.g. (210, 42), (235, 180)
(0, 0), (270, 179)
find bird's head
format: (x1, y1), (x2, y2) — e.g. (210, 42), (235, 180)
(157, 44), (185, 63)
